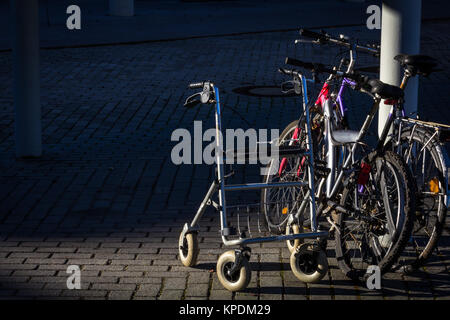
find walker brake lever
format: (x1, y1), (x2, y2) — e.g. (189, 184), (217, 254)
(184, 92), (201, 108)
(280, 80), (296, 93)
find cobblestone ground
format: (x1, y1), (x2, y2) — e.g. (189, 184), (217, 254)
(0, 21), (449, 300)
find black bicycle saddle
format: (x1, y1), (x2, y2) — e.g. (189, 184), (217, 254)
(366, 79), (404, 100)
(394, 54), (439, 76)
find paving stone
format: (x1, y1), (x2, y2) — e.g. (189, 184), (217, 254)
(158, 289), (184, 300)
(101, 271), (144, 277)
(208, 290), (233, 300)
(119, 277), (162, 284)
(163, 277), (187, 290)
(134, 284), (161, 297)
(61, 290), (108, 297)
(185, 283), (209, 297)
(108, 291), (134, 300)
(91, 283), (136, 291)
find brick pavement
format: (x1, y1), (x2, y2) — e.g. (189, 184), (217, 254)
(0, 21), (449, 299)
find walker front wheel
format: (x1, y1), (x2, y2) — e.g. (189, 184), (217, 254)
(290, 243), (328, 283)
(217, 250), (251, 292)
(179, 232), (199, 267)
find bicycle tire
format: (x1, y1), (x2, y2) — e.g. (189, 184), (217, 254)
(261, 108), (326, 231)
(261, 120), (305, 233)
(334, 151), (415, 281)
(396, 127), (448, 269)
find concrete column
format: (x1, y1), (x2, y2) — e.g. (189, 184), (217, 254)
(379, 0), (421, 137)
(109, 0), (134, 17)
(10, 0), (42, 157)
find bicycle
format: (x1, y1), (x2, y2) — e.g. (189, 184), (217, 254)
(262, 57), (415, 281)
(293, 28), (450, 271)
(387, 54), (449, 271)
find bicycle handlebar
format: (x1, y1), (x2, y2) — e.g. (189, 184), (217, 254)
(299, 28), (379, 56)
(299, 28), (329, 43)
(285, 57), (334, 75)
(284, 57), (368, 84)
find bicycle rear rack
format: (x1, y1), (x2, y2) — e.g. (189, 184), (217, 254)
(399, 117), (450, 207)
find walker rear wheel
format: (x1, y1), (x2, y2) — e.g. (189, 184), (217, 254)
(290, 243), (328, 283)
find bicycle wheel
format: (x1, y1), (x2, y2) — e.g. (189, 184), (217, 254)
(261, 119), (307, 233)
(396, 127), (447, 270)
(334, 151), (415, 281)
(261, 115), (321, 234)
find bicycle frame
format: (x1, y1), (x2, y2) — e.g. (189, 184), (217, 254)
(337, 71), (450, 208)
(287, 77), (399, 224)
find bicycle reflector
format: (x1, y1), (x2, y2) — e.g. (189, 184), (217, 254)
(282, 207), (288, 215)
(357, 161), (372, 185)
(429, 177), (439, 194)
(384, 99), (398, 105)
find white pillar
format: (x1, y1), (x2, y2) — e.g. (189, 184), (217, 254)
(379, 0), (421, 137)
(109, 0), (134, 17)
(10, 0), (42, 157)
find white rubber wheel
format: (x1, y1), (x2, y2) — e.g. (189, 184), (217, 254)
(179, 232), (199, 267)
(290, 243), (328, 283)
(286, 223), (304, 253)
(217, 250), (251, 292)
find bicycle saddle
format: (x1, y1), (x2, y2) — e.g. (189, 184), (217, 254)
(366, 79), (404, 100)
(394, 54), (439, 76)
(323, 99), (360, 145)
(330, 130), (360, 145)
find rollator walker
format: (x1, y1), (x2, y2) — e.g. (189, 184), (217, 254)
(177, 78), (329, 292)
